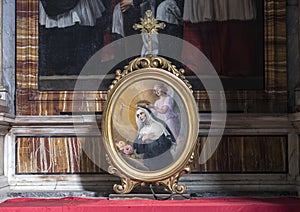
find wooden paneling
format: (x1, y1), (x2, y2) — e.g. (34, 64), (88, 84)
(16, 135), (287, 174)
(191, 136), (287, 173)
(16, 136), (104, 174)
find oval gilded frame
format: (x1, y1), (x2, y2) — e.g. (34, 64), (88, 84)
(102, 56), (199, 194)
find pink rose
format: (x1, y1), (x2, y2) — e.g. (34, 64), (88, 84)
(123, 145), (133, 155)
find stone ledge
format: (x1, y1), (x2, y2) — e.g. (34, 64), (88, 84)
(7, 191), (108, 198)
(109, 193), (190, 200)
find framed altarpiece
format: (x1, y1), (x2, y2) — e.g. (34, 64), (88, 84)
(14, 0), (287, 184)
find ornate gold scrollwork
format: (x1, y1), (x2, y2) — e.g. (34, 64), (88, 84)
(157, 152), (195, 194)
(108, 55), (192, 93)
(107, 155), (141, 194)
(106, 151), (196, 194)
(104, 61), (198, 194)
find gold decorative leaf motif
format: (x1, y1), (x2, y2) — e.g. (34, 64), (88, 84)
(108, 55), (192, 93)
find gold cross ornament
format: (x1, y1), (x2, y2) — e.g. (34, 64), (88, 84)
(133, 10), (166, 55)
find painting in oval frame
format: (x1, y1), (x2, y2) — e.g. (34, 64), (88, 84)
(102, 55), (199, 194)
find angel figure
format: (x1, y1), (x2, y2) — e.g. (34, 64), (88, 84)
(146, 83), (180, 139)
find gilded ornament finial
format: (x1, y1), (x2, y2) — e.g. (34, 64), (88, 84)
(133, 10), (166, 55)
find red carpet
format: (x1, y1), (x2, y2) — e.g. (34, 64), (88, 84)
(0, 197), (300, 212)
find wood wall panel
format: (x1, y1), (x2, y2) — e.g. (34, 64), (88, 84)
(16, 137), (104, 174)
(16, 136), (287, 174)
(191, 136), (287, 173)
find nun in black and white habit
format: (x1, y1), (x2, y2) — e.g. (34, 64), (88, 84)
(133, 107), (176, 171)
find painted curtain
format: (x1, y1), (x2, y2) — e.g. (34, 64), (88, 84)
(182, 0), (262, 76)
